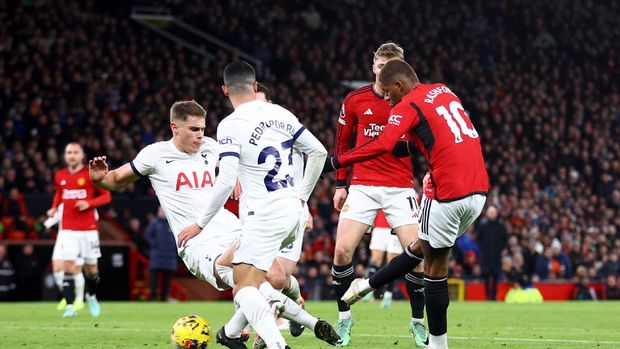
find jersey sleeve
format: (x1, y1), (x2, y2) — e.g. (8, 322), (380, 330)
(336, 102), (419, 168)
(130, 144), (157, 177)
(216, 120), (242, 160)
(51, 172), (62, 208)
(333, 97), (358, 187)
(87, 185), (112, 208)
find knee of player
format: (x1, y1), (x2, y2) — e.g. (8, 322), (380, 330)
(266, 270), (288, 290)
(334, 245), (354, 263)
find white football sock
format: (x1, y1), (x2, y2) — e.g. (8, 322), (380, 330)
(282, 275), (301, 302)
(429, 333), (448, 349)
(53, 271), (64, 292)
(75, 272), (85, 302)
(234, 286), (287, 349)
(359, 278), (371, 292)
(259, 281), (318, 330)
(338, 310), (351, 320)
(224, 307), (248, 338)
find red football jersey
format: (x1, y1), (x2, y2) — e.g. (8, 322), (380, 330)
(373, 210), (389, 228)
(52, 166), (112, 231)
(334, 85), (414, 188)
(338, 83), (489, 202)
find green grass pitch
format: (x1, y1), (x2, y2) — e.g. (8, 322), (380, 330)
(1, 301), (619, 348)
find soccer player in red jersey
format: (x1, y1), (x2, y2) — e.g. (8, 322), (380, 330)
(330, 60), (489, 349)
(48, 143), (111, 317)
(332, 42), (427, 347)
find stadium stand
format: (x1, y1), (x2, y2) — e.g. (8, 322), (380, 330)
(0, 0), (618, 300)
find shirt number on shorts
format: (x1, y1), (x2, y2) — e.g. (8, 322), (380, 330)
(258, 138), (294, 192)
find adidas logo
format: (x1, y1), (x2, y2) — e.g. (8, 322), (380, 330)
(363, 108), (373, 115)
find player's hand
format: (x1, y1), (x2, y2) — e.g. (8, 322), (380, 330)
(46, 207), (57, 217)
(333, 187), (348, 211)
(177, 223), (202, 248)
(89, 156), (109, 182)
(230, 179), (242, 200)
(75, 200), (90, 211)
(305, 213), (314, 232)
(423, 173), (430, 188)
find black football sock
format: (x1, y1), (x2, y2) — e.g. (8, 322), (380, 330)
(406, 271), (425, 319)
(85, 273), (100, 297)
(332, 262), (355, 312)
(424, 275), (449, 336)
(63, 274), (76, 305)
(369, 245), (423, 289)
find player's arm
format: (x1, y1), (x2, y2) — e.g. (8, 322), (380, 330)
(47, 173), (62, 217)
(293, 127), (328, 203)
(334, 100), (357, 187)
(89, 156), (140, 191)
(87, 186), (112, 208)
(325, 107), (419, 171)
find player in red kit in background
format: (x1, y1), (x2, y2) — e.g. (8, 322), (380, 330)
(329, 60), (489, 349)
(331, 42), (427, 347)
(48, 143), (111, 318)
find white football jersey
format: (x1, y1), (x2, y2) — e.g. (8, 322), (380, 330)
(217, 100), (306, 201)
(130, 138), (238, 249)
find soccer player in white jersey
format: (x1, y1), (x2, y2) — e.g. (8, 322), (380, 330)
(256, 83), (308, 338)
(89, 100), (338, 349)
(176, 61), (327, 349)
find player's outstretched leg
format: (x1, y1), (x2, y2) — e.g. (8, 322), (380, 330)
(342, 243), (424, 306)
(332, 262), (355, 346)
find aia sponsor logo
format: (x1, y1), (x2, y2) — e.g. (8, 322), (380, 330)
(175, 171), (214, 191)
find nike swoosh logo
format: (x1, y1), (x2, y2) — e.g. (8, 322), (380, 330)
(165, 160), (175, 163)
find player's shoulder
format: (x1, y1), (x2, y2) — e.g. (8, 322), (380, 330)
(343, 84), (374, 104)
(200, 136), (218, 150)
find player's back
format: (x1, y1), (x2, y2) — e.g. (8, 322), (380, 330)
(336, 85), (413, 188)
(399, 83), (489, 201)
(218, 100), (304, 201)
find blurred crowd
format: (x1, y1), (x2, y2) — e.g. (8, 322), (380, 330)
(0, 0), (619, 299)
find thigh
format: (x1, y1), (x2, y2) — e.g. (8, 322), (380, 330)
(182, 242), (228, 291)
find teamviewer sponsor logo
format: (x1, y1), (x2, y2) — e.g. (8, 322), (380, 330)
(363, 123), (385, 137)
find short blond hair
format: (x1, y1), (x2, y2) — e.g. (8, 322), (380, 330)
(373, 42), (404, 62)
(170, 100), (206, 123)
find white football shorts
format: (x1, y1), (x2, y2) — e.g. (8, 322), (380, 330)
(59, 230), (100, 265)
(418, 194), (486, 248)
(51, 230), (84, 265)
(369, 227), (404, 254)
(339, 185), (419, 228)
(234, 196), (306, 272)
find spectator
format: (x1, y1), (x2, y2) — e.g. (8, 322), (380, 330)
(14, 244), (42, 300)
(477, 206), (508, 300)
(571, 265), (597, 301)
(604, 275), (620, 300)
(0, 245), (16, 300)
(145, 208), (177, 301)
(550, 238), (572, 279)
